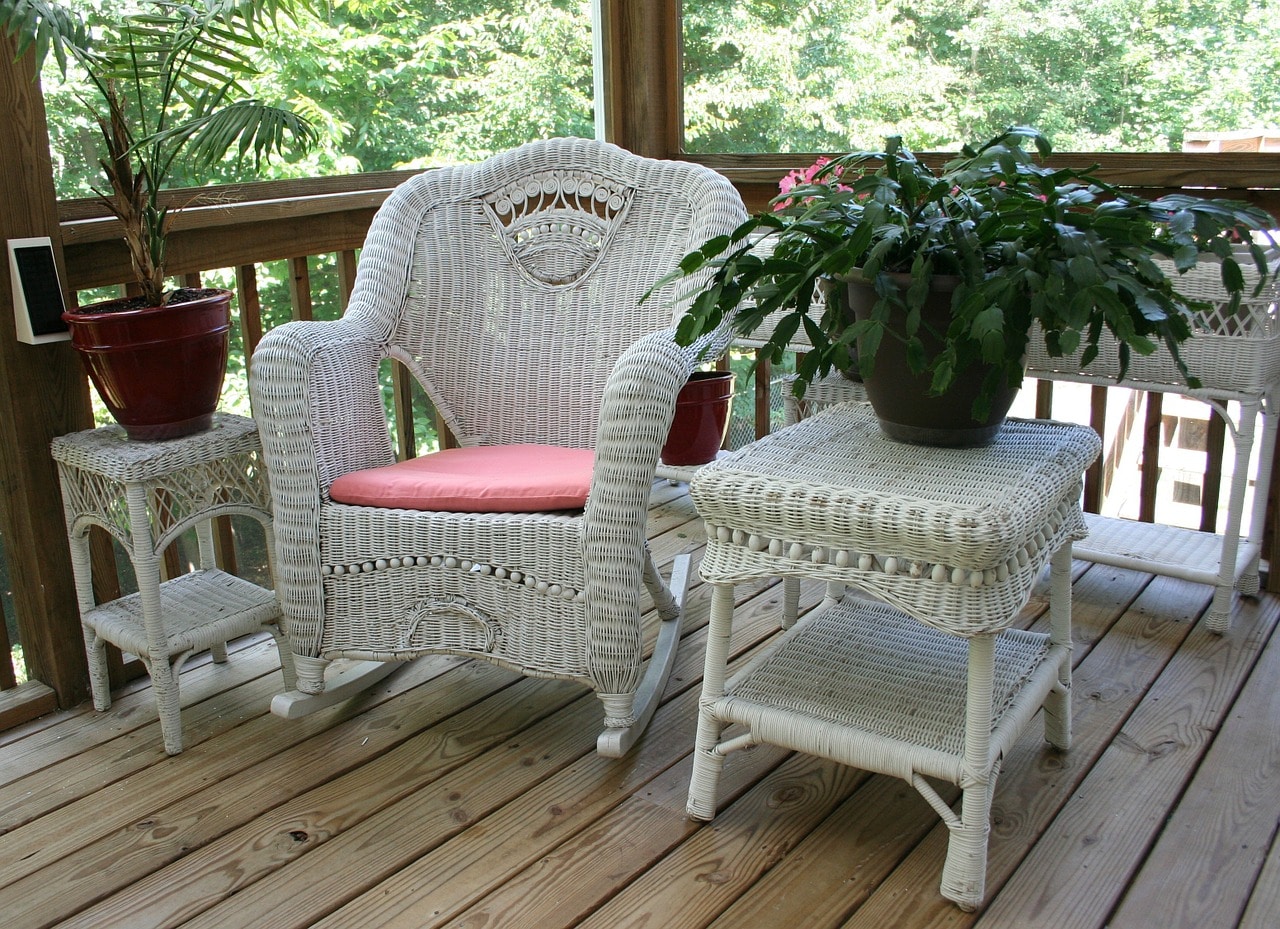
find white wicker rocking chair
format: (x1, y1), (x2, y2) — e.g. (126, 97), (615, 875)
(249, 138), (747, 755)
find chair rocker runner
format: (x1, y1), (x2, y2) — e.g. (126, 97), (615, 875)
(250, 137), (747, 755)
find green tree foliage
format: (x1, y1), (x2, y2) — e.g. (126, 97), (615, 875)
(35, 0), (1280, 440)
(39, 0), (594, 450)
(44, 0), (595, 196)
(683, 0), (1280, 152)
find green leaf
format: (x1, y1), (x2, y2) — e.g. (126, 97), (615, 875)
(678, 251), (707, 275)
(970, 305), (1005, 362)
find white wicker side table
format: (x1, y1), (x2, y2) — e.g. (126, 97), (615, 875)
(686, 402), (1101, 910)
(51, 412), (295, 755)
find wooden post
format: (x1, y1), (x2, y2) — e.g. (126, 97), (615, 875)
(0, 40), (95, 708)
(597, 0), (682, 158)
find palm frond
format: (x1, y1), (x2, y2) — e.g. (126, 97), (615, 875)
(149, 98), (318, 169)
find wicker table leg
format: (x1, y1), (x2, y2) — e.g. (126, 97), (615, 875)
(1044, 543), (1073, 749)
(940, 633), (998, 911)
(687, 582), (738, 821)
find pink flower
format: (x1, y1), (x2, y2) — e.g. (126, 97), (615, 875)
(774, 157), (852, 210)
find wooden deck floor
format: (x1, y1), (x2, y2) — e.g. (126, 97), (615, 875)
(2, 479), (1279, 929)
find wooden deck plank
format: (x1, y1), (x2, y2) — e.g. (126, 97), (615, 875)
(0, 681), (56, 732)
(1107, 610), (1280, 929)
(48, 670), (583, 929)
(0, 638), (289, 830)
(576, 763), (876, 929)
(0, 632), (276, 781)
(832, 568), (1212, 929)
(971, 582), (1280, 929)
(706, 768), (953, 929)
(0, 486), (1277, 929)
(1240, 829), (1280, 929)
(191, 582), (823, 929)
(453, 750), (862, 929)
(0, 654), (469, 891)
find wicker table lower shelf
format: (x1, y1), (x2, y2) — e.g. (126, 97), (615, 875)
(693, 598), (1064, 788)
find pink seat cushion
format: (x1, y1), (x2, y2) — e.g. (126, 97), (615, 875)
(328, 444), (595, 513)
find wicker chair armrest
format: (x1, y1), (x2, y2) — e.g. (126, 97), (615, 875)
(249, 316), (393, 656)
(581, 320), (733, 694)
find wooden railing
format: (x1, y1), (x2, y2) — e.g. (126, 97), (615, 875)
(4, 167), (1277, 714)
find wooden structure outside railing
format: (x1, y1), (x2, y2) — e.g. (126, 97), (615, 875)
(3, 3), (1280, 726)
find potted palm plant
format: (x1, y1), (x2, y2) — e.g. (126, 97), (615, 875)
(663, 126), (1277, 446)
(1, 0), (319, 440)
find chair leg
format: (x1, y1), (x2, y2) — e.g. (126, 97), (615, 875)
(596, 552), (691, 758)
(149, 652), (187, 756)
(269, 656), (399, 720)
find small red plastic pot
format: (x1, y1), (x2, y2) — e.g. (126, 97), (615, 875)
(661, 370), (735, 466)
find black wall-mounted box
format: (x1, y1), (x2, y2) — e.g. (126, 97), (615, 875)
(8, 237), (69, 344)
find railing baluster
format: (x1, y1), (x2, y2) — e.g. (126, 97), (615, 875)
(1083, 385), (1108, 514)
(1200, 408), (1227, 533)
(0, 599), (16, 690)
(337, 249), (358, 313)
(236, 264), (265, 356)
(391, 364), (418, 458)
(1035, 379), (1053, 419)
(289, 256), (313, 321)
(754, 349), (771, 441)
(1140, 393), (1163, 523)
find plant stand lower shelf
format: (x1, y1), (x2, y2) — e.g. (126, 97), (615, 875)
(82, 569), (280, 659)
(80, 570), (283, 746)
(1075, 511), (1264, 597)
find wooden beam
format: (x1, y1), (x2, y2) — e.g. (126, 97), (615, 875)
(61, 207), (379, 292)
(598, 0), (682, 158)
(0, 680), (57, 731)
(0, 41), (94, 708)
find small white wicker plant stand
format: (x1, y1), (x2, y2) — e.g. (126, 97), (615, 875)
(1025, 255), (1280, 633)
(51, 413), (295, 755)
(686, 401), (1101, 910)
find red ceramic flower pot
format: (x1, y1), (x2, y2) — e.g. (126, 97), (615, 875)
(64, 288), (232, 441)
(661, 370), (735, 466)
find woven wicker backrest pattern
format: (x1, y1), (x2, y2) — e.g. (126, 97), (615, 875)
(343, 137), (727, 448)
